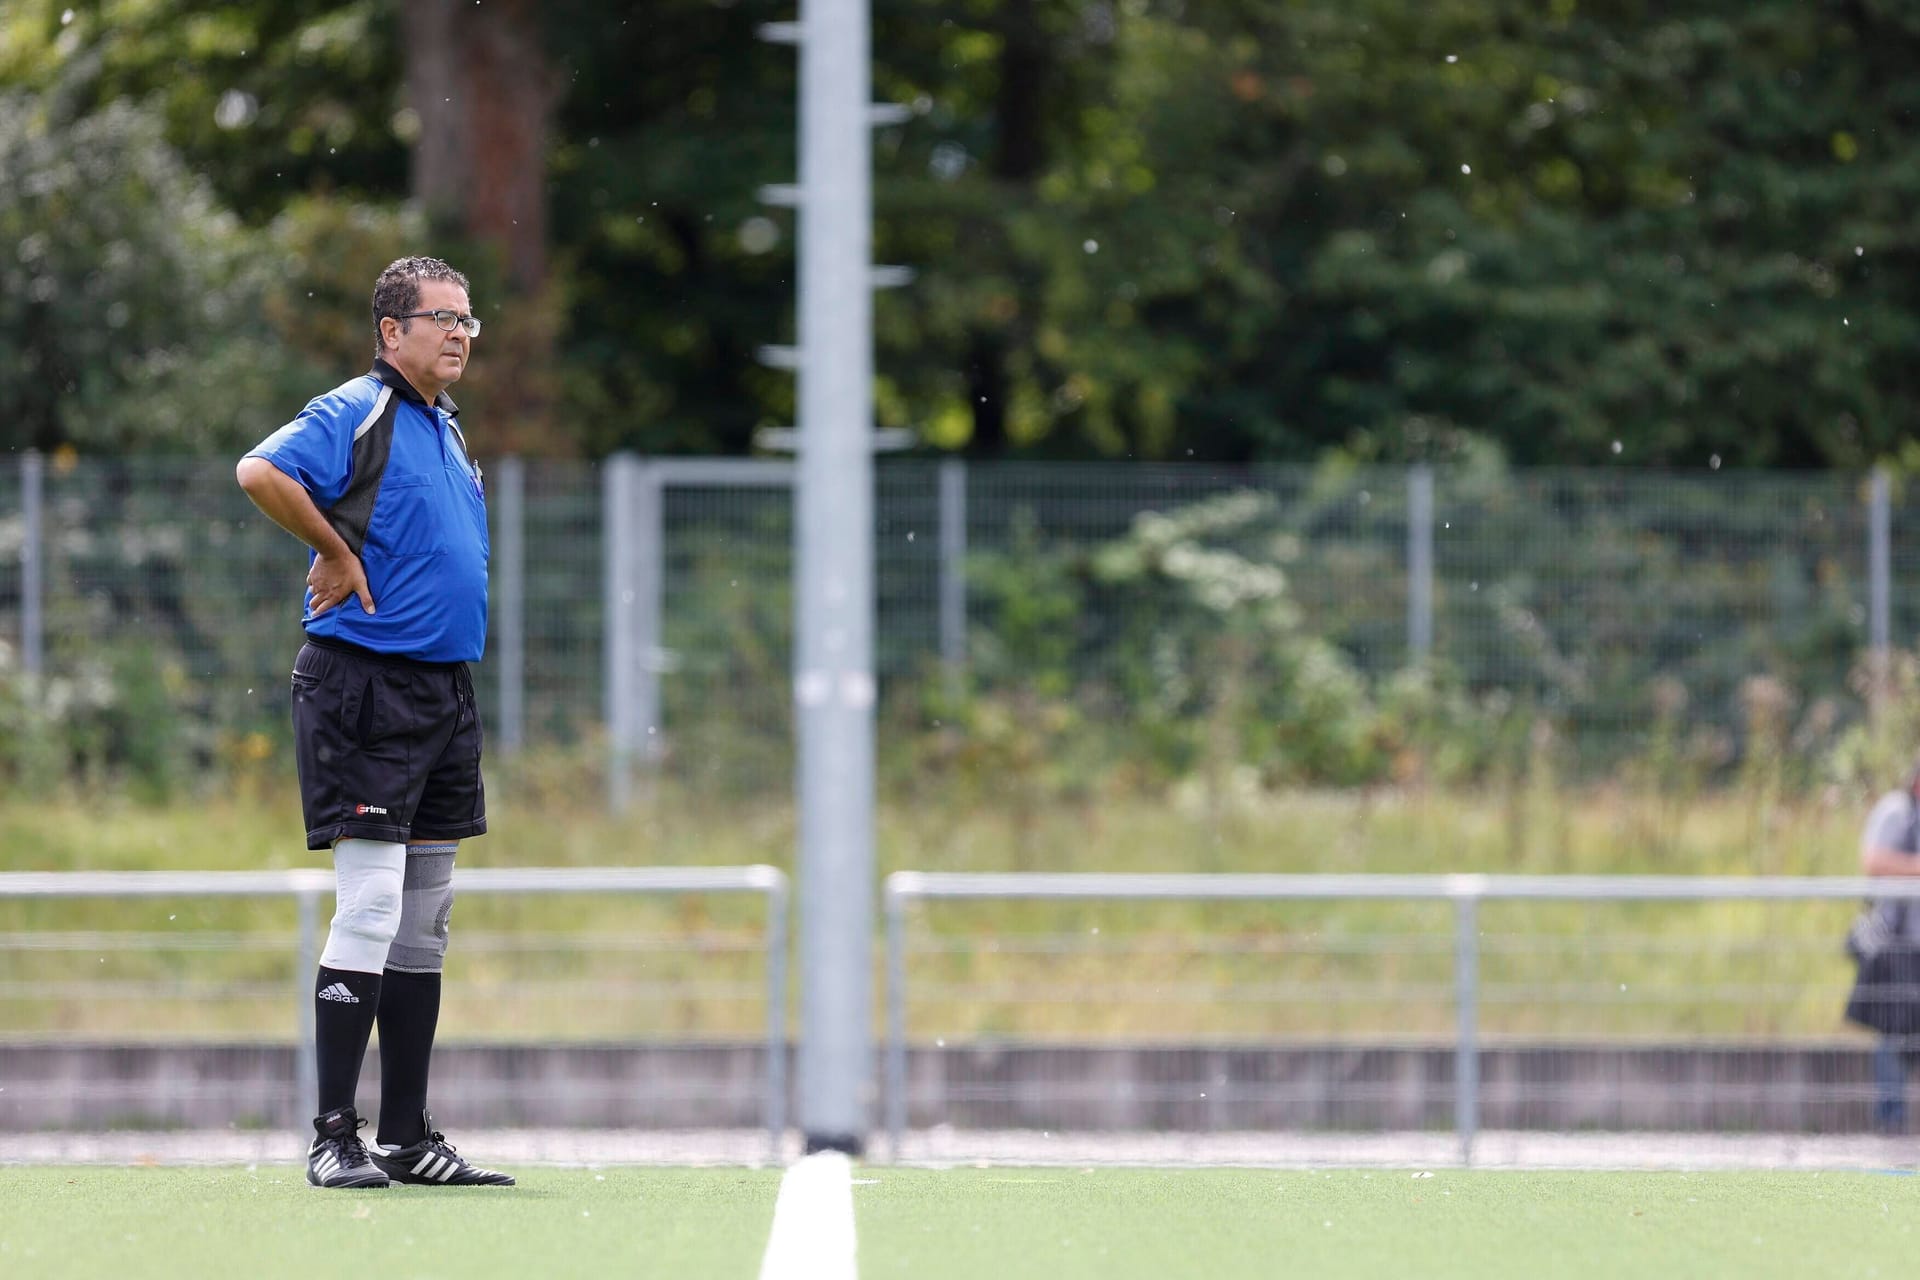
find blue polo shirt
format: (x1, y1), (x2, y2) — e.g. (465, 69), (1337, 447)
(247, 360), (490, 663)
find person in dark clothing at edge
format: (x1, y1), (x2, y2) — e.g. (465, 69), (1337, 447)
(1852, 765), (1920, 1136)
(236, 256), (512, 1188)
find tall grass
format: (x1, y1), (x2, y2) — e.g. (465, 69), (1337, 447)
(0, 752), (1871, 879)
(0, 764), (1878, 1041)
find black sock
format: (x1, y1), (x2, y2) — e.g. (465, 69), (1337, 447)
(376, 969), (442, 1146)
(313, 966), (383, 1117)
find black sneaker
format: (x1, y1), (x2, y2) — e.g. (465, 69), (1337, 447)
(307, 1106), (390, 1189)
(370, 1110), (515, 1186)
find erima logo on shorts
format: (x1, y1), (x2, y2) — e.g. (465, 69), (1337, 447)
(355, 804), (389, 816)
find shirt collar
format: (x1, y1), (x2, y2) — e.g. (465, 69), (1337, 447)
(370, 357), (461, 418)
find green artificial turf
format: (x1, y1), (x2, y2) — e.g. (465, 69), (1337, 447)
(852, 1167), (1916, 1280)
(5, 1164), (1917, 1280)
(0, 1165), (780, 1280)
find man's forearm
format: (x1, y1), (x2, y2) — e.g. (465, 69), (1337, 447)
(1863, 846), (1920, 877)
(236, 458), (352, 559)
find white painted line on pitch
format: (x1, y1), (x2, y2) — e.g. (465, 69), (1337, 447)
(758, 1151), (858, 1280)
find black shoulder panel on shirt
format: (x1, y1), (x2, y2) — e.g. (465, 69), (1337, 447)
(324, 385), (398, 557)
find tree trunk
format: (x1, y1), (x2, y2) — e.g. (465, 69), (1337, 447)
(402, 0), (564, 453)
(966, 0), (1050, 455)
(964, 331), (1010, 458)
(994, 0), (1048, 184)
(404, 0), (553, 292)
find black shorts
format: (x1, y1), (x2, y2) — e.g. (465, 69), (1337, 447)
(290, 637), (487, 851)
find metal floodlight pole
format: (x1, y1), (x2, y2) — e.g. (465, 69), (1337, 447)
(793, 0), (877, 1154)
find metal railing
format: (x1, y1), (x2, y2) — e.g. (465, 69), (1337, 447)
(882, 872), (1920, 1164)
(0, 865), (789, 1152)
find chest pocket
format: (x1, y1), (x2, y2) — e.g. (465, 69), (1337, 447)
(367, 473), (446, 558)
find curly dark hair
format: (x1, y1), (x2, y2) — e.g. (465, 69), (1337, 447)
(370, 256), (471, 354)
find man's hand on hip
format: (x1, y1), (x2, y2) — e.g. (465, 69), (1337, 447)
(308, 551), (375, 616)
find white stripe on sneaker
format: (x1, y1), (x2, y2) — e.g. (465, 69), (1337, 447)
(437, 1160), (457, 1182)
(413, 1153), (437, 1176)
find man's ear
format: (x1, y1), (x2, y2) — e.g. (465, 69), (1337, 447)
(378, 317), (399, 351)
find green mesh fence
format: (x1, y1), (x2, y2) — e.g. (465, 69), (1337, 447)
(0, 456), (1910, 799)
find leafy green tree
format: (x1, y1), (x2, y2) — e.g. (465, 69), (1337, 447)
(979, 0), (1920, 465)
(0, 92), (324, 452)
(865, 0), (1920, 466)
(1258, 0), (1920, 468)
(536, 0), (805, 455)
(0, 1), (405, 225)
(7, 0), (1920, 467)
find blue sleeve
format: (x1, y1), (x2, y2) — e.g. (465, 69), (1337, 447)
(1863, 793), (1915, 855)
(244, 382), (367, 507)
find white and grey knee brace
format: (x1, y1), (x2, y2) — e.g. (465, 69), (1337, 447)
(320, 838), (406, 972)
(388, 842), (457, 975)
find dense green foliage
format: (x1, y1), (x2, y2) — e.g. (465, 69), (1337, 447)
(0, 94), (326, 452)
(2, 0), (1916, 465)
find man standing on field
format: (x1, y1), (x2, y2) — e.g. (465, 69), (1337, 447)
(237, 256), (512, 1189)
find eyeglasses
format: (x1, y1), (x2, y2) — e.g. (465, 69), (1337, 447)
(392, 309), (483, 338)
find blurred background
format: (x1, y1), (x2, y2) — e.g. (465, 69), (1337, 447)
(5, 0), (1920, 1161)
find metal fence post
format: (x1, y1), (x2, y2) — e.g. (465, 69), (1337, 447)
(21, 449), (44, 677)
(294, 888), (320, 1127)
(884, 879), (908, 1160)
(1454, 889), (1480, 1167)
(496, 455), (526, 754)
(1408, 464), (1434, 665)
(604, 453), (641, 811)
(938, 459), (967, 684)
(1870, 467), (1892, 708)
(765, 874), (790, 1161)
(635, 462), (664, 766)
